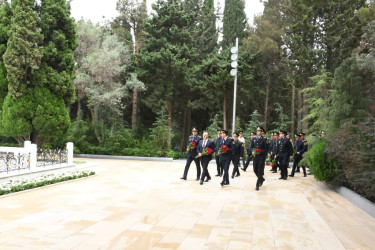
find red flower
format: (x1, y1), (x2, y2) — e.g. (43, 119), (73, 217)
(206, 147), (213, 155)
(222, 145), (229, 153)
(255, 148), (262, 153)
(191, 142), (196, 146)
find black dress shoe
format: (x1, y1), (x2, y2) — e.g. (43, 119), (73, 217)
(279, 177), (283, 179)
(256, 185), (259, 191)
(220, 181), (224, 187)
(241, 168), (246, 172)
(259, 178), (265, 186)
(215, 174), (220, 177)
(235, 174), (240, 177)
(200, 180), (203, 185)
(272, 171), (277, 173)
(180, 177), (186, 180)
(231, 175), (234, 179)
(195, 178), (199, 181)
(289, 174), (294, 177)
(283, 177), (287, 180)
(304, 174), (307, 177)
(220, 173), (223, 177)
(205, 176), (211, 182)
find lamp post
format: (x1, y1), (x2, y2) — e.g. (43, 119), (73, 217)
(230, 38), (239, 135)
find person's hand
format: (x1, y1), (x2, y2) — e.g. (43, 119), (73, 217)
(240, 157), (243, 160)
(290, 156), (293, 160)
(268, 153), (271, 158)
(297, 152), (300, 155)
(199, 153), (202, 157)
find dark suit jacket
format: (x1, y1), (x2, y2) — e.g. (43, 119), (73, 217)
(197, 139), (215, 161)
(219, 137), (234, 159)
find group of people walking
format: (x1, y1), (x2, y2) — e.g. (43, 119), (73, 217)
(180, 126), (310, 191)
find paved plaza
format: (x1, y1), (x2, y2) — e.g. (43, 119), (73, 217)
(0, 158), (374, 249)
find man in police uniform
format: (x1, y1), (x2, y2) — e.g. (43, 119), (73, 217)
(289, 133), (307, 177)
(268, 132), (276, 172)
(197, 132), (215, 185)
(219, 130), (234, 186)
(231, 133), (244, 179)
(296, 132), (308, 173)
(276, 130), (293, 180)
(253, 126), (267, 191)
(214, 130), (223, 177)
(242, 132), (256, 172)
(181, 128), (202, 181)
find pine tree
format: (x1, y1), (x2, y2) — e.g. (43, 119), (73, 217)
(196, 0), (217, 60)
(1, 0), (43, 143)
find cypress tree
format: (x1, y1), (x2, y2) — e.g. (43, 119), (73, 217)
(222, 0), (246, 48)
(0, 1), (12, 106)
(1, 0), (43, 143)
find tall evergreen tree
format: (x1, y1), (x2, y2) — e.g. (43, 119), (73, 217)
(0, 1), (11, 107)
(1, 0), (43, 144)
(222, 0), (246, 48)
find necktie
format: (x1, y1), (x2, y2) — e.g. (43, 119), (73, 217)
(203, 140), (206, 148)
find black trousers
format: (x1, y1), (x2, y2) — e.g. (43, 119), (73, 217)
(278, 153), (289, 178)
(215, 155), (223, 175)
(291, 155), (306, 176)
(232, 155), (240, 176)
(200, 157), (211, 181)
(220, 155), (232, 184)
(244, 153), (252, 170)
(183, 154), (201, 179)
(253, 155), (265, 186)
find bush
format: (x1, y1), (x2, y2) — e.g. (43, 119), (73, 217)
(301, 139), (339, 182)
(325, 119), (375, 202)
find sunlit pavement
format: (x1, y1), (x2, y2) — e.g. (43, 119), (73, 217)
(0, 158), (374, 249)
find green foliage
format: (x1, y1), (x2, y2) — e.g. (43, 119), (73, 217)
(301, 139), (338, 182)
(325, 119), (375, 202)
(149, 105), (170, 151)
(222, 0), (246, 48)
(272, 103), (291, 131)
(244, 110), (261, 138)
(205, 113), (221, 140)
(0, 1), (11, 106)
(302, 71), (333, 133)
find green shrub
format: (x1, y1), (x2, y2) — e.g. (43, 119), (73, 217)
(301, 139), (339, 182)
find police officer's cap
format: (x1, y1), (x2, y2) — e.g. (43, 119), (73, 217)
(250, 132), (256, 135)
(295, 133), (301, 137)
(274, 132), (279, 136)
(300, 132), (306, 136)
(217, 129), (222, 133)
(257, 126), (266, 133)
(279, 130), (287, 135)
(222, 130), (228, 135)
(192, 128), (198, 132)
(234, 132), (239, 136)
(321, 130), (326, 134)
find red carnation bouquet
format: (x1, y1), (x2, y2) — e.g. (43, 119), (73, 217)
(196, 147), (213, 158)
(252, 148), (262, 156)
(188, 142), (196, 151)
(218, 145), (229, 156)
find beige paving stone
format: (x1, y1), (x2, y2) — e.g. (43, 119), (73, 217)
(0, 158), (374, 249)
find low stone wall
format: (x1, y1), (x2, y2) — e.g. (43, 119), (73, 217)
(336, 186), (375, 219)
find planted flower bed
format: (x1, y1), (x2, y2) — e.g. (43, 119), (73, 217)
(0, 170), (95, 196)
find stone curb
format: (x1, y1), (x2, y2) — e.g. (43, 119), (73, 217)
(74, 154), (174, 162)
(336, 186), (375, 219)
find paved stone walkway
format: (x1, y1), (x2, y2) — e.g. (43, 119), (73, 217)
(0, 159), (374, 250)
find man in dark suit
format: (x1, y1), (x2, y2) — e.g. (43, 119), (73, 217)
(289, 133), (307, 177)
(276, 130), (293, 180)
(253, 126), (267, 191)
(197, 132), (215, 185)
(219, 130), (233, 186)
(242, 132), (256, 172)
(181, 128), (202, 181)
(214, 130), (223, 177)
(231, 133), (244, 178)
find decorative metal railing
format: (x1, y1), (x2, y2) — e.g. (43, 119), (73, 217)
(37, 149), (68, 167)
(0, 152), (31, 173)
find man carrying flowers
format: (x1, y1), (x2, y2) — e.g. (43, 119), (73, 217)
(253, 126), (267, 191)
(181, 128), (202, 181)
(197, 132), (215, 185)
(219, 130), (234, 187)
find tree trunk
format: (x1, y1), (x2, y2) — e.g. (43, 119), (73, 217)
(291, 83), (295, 137)
(101, 121), (105, 146)
(297, 88), (302, 133)
(167, 100), (172, 150)
(302, 91), (309, 133)
(223, 91), (227, 129)
(90, 107), (104, 146)
(264, 81), (270, 130)
(180, 105), (188, 151)
(131, 87), (138, 130)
